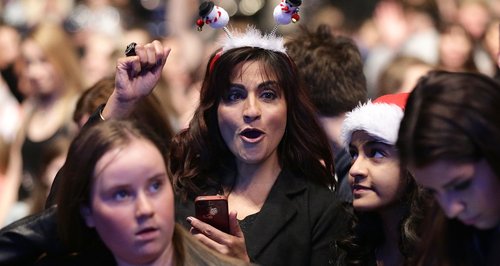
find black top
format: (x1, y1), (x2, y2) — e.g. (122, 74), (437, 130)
(19, 125), (72, 201)
(175, 169), (351, 266)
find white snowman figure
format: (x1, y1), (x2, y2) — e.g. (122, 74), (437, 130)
(273, 0), (302, 25)
(196, 1), (230, 31)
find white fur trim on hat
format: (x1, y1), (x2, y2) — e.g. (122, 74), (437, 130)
(341, 101), (404, 148)
(220, 26), (287, 54)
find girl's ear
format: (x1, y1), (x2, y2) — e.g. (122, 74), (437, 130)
(80, 205), (95, 228)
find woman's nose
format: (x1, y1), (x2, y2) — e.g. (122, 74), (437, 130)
(436, 193), (464, 219)
(349, 155), (369, 182)
(135, 193), (154, 219)
(243, 96), (261, 123)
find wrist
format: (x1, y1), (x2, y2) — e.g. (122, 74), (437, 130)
(102, 91), (139, 119)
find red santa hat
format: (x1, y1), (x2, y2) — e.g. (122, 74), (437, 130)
(341, 93), (410, 147)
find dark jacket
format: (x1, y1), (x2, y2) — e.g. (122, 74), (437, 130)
(176, 169), (350, 266)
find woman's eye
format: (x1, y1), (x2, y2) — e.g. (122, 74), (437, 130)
(367, 149), (386, 159)
(112, 190), (130, 201)
(227, 92), (243, 102)
(261, 91), (277, 100)
(349, 149), (358, 161)
(223, 87), (246, 103)
(149, 180), (163, 193)
(452, 180), (472, 192)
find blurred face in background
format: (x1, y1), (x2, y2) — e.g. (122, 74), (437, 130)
(21, 39), (63, 98)
(439, 25), (473, 71)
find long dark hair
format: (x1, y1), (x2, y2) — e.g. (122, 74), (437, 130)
(170, 46), (335, 199)
(397, 70), (500, 177)
(397, 70), (500, 265)
(341, 169), (418, 265)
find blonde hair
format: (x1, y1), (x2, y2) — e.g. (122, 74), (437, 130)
(26, 22), (83, 95)
(174, 224), (252, 266)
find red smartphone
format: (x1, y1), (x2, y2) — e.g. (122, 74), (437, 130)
(194, 195), (230, 233)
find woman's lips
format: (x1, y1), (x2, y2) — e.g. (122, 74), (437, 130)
(352, 184), (372, 193)
(239, 128), (265, 143)
(460, 215), (480, 226)
(135, 227), (160, 241)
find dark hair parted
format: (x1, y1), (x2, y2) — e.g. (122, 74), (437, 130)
(397, 70), (500, 177)
(170, 46), (335, 199)
(285, 24), (367, 116)
(56, 120), (169, 251)
(397, 70), (500, 265)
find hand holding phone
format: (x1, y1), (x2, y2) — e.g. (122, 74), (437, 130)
(194, 195), (230, 233)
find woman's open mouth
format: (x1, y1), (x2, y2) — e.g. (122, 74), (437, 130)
(239, 128), (265, 142)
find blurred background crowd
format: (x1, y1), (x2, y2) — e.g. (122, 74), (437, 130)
(0, 0), (499, 227)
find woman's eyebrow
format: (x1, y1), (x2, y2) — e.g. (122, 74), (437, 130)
(364, 140), (391, 148)
(228, 83), (245, 89)
(258, 80), (279, 89)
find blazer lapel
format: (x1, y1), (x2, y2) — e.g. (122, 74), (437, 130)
(243, 170), (306, 258)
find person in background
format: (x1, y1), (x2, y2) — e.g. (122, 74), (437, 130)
(376, 55), (433, 97)
(397, 71), (500, 265)
(285, 24), (368, 201)
(2, 21), (83, 223)
(436, 23), (478, 73)
(28, 137), (70, 216)
(341, 93), (419, 265)
(45, 76), (174, 207)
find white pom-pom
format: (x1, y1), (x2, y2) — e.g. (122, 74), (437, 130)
(221, 26), (287, 54)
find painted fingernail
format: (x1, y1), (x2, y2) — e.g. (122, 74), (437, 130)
(186, 217), (193, 224)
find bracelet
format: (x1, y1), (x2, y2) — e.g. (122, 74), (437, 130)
(98, 104), (106, 121)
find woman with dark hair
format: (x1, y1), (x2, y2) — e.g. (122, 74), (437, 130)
(340, 93), (419, 265)
(102, 29), (349, 265)
(397, 70), (500, 265)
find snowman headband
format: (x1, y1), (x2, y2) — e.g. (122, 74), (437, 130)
(195, 0), (302, 55)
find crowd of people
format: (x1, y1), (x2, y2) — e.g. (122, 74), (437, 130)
(0, 0), (500, 265)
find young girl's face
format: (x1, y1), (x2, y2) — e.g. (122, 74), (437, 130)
(348, 131), (405, 212)
(413, 159), (500, 230)
(82, 137), (175, 265)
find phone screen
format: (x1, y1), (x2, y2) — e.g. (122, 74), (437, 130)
(194, 195), (229, 233)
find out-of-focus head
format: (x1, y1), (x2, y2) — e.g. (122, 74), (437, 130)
(73, 77), (174, 142)
(377, 55), (433, 97)
(437, 23), (477, 73)
(397, 70), (500, 229)
(21, 22), (83, 97)
(286, 24), (367, 117)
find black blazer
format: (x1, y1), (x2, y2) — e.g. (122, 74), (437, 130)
(176, 169), (350, 266)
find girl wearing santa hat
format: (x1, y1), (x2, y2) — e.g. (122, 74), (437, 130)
(341, 93), (419, 265)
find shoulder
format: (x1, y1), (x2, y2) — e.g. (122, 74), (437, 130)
(35, 252), (115, 266)
(279, 169), (337, 201)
